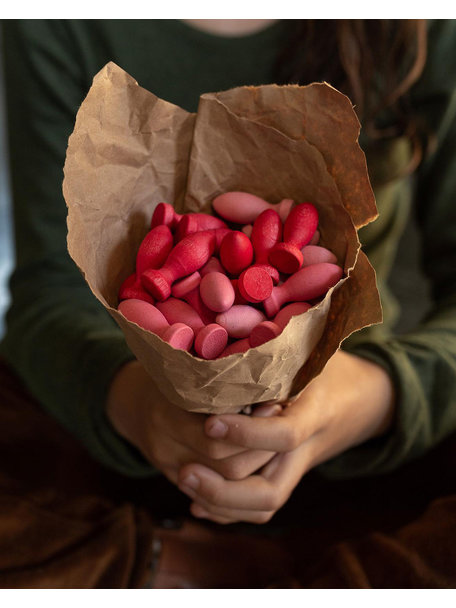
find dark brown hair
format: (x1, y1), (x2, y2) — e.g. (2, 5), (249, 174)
(276, 20), (429, 170)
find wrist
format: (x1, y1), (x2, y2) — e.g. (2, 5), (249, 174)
(350, 351), (396, 439)
(106, 360), (154, 453)
(302, 349), (397, 470)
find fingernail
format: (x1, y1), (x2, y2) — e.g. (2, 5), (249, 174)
(207, 420), (228, 438)
(182, 474), (200, 491)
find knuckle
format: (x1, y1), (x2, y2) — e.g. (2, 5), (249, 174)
(262, 491), (281, 512)
(218, 460), (248, 481)
(255, 511), (275, 525)
(283, 423), (300, 450)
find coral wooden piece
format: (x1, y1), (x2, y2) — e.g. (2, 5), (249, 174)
(199, 272), (235, 313)
(216, 305), (266, 339)
(301, 245), (337, 267)
(118, 299), (193, 350)
(212, 191), (294, 224)
(171, 271), (202, 298)
(263, 263), (343, 317)
(218, 338), (251, 357)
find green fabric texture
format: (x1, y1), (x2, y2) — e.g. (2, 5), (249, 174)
(1, 19), (456, 479)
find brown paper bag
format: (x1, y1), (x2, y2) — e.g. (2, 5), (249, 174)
(63, 62), (382, 414)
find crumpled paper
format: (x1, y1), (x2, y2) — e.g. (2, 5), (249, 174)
(63, 62), (382, 413)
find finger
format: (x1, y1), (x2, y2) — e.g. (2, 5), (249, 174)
(156, 429), (275, 482)
(204, 411), (298, 452)
(162, 405), (247, 460)
(201, 402), (281, 480)
(191, 503), (234, 524)
(178, 463), (280, 512)
(210, 447), (276, 481)
(174, 397), (282, 461)
(204, 398), (322, 452)
(179, 445), (311, 513)
(190, 501), (275, 525)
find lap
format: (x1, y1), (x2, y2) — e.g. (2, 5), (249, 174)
(0, 357), (455, 588)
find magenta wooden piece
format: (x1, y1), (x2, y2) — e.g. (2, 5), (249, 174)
(249, 321), (282, 348)
(136, 224), (174, 276)
(237, 266), (273, 303)
(118, 299), (194, 351)
(230, 279), (249, 305)
(209, 228), (231, 253)
(156, 297), (227, 358)
(183, 228), (230, 252)
(250, 209), (283, 283)
(200, 256), (225, 277)
(249, 263), (280, 285)
(141, 231), (216, 301)
(151, 202), (182, 230)
(175, 214), (228, 241)
(194, 324), (229, 360)
(212, 191), (294, 224)
(156, 297), (205, 334)
(181, 287), (217, 325)
(263, 263), (343, 317)
(219, 231), (254, 276)
(218, 338), (251, 358)
(171, 271), (201, 298)
(199, 272), (235, 313)
(216, 305), (266, 339)
(249, 302), (312, 347)
(118, 273), (155, 305)
(274, 301), (312, 328)
(301, 245), (337, 266)
(118, 272), (137, 298)
(269, 203), (319, 274)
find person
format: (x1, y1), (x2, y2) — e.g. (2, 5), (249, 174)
(0, 19), (456, 587)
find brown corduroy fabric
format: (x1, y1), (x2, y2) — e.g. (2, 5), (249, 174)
(0, 357), (157, 588)
(0, 357), (455, 588)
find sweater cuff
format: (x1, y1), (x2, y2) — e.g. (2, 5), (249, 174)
(316, 339), (428, 480)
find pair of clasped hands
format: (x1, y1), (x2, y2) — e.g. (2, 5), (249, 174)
(107, 349), (395, 525)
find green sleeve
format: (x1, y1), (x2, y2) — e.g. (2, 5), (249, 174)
(0, 20), (154, 477)
(320, 19), (456, 478)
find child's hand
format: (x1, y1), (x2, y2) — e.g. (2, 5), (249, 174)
(177, 349), (396, 524)
(106, 361), (277, 486)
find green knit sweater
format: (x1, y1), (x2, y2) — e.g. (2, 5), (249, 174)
(2, 19), (456, 478)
